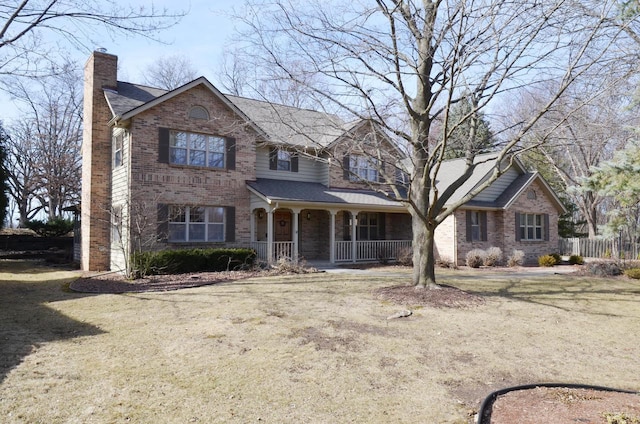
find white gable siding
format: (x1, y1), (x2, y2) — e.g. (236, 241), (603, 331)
(472, 168), (520, 202)
(110, 127), (129, 273)
(255, 146), (326, 183)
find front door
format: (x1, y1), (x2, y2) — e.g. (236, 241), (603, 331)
(274, 211), (292, 242)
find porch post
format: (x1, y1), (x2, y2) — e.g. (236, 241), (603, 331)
(329, 210), (337, 263)
(351, 210), (358, 263)
(250, 209), (256, 243)
(291, 208), (301, 263)
(267, 209), (274, 264)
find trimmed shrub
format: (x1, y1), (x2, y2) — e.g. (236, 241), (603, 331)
(624, 268), (640, 279)
(466, 249), (486, 268)
(568, 254), (584, 265)
(132, 248), (256, 277)
(483, 247), (503, 267)
(538, 254), (556, 267)
(550, 253), (562, 264)
(25, 218), (74, 237)
(507, 250), (525, 267)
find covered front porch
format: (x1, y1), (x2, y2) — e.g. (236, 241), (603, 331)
(246, 179), (412, 264)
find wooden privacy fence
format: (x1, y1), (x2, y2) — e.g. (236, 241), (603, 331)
(559, 237), (640, 260)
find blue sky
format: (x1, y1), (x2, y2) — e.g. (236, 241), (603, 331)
(0, 0), (241, 122)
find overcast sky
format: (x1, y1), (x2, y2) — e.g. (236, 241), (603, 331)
(0, 0), (240, 123)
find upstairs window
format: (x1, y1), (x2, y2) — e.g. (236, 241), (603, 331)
(268, 147), (298, 172)
(188, 106), (209, 120)
(113, 131), (124, 167)
(169, 131), (226, 169)
(348, 155), (379, 182)
(277, 150), (292, 171)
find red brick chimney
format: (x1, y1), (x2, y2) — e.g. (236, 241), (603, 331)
(81, 50), (117, 271)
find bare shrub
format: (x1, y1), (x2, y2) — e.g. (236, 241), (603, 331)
(272, 257), (316, 274)
(436, 256), (456, 269)
(396, 246), (413, 266)
(507, 250), (525, 267)
(483, 247), (503, 267)
(587, 261), (622, 277)
(466, 249), (486, 268)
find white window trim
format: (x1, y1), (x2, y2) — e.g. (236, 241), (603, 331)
(471, 211), (482, 242)
(519, 213), (544, 241)
(350, 155), (378, 182)
(113, 131), (124, 168)
(169, 131), (226, 169)
(168, 206), (226, 242)
(277, 150), (292, 171)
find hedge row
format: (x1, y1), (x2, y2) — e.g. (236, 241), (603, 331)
(132, 248), (256, 275)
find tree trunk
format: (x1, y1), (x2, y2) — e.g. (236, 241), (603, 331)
(412, 212), (439, 289)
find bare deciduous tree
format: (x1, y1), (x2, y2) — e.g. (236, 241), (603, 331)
(3, 119), (43, 226)
(143, 54), (199, 90)
(233, 0), (638, 288)
(514, 80), (638, 239)
(4, 61), (82, 222)
(0, 1), (184, 78)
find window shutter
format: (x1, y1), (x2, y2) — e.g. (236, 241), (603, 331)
(291, 154), (299, 173)
(225, 206), (236, 242)
(544, 214), (550, 241)
(269, 147), (278, 170)
(481, 211), (488, 241)
(515, 212), (521, 242)
(466, 211), (473, 242)
(158, 128), (170, 163)
(343, 155), (350, 179)
(226, 137), (236, 170)
(157, 203), (168, 242)
(378, 213), (386, 240)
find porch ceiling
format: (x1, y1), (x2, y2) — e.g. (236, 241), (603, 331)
(246, 178), (407, 211)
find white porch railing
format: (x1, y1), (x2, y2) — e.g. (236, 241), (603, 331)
(251, 241), (294, 262)
(252, 240), (412, 263)
(335, 240), (412, 262)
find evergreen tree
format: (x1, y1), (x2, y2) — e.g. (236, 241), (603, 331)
(443, 97), (494, 159)
(585, 140), (640, 241)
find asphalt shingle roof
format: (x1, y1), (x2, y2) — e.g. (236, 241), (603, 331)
(247, 179), (404, 208)
(103, 80), (347, 148)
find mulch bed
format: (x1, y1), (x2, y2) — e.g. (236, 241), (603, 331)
(485, 386), (640, 424)
(69, 270), (261, 293)
(375, 284), (486, 308)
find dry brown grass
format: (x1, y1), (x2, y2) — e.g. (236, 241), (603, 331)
(1, 260), (639, 423)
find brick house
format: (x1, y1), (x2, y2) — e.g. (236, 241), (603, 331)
(81, 51), (565, 272)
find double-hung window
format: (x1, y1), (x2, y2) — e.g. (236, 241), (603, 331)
(113, 132), (124, 167)
(349, 155), (378, 182)
(168, 206), (225, 242)
(169, 131), (226, 169)
(519, 213), (544, 241)
(277, 150), (292, 171)
(466, 210), (487, 242)
(342, 212), (382, 240)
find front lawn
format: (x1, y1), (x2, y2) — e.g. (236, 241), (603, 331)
(0, 261), (638, 423)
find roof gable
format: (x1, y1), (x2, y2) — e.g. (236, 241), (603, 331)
(103, 78), (347, 147)
(105, 78), (264, 137)
(433, 153), (524, 205)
